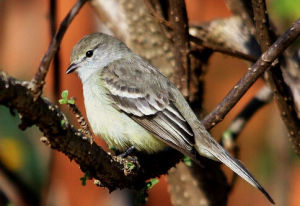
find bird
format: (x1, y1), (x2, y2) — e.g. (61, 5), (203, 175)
(66, 32), (274, 204)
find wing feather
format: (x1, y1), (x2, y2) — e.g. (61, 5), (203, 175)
(100, 57), (194, 150)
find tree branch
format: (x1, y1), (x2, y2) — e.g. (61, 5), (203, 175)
(0, 71), (182, 192)
(189, 16), (261, 62)
(169, 0), (190, 97)
(202, 18), (300, 130)
(251, 0), (300, 155)
(29, 0), (88, 99)
(49, 0), (61, 100)
(221, 86), (273, 150)
(67, 103), (94, 144)
(190, 35), (257, 62)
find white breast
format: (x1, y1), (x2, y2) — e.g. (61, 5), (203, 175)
(82, 74), (167, 153)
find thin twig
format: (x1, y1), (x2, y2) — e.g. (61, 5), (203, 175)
(41, 1), (59, 205)
(202, 18), (300, 130)
(221, 86), (273, 150)
(145, 3), (258, 63)
(221, 86), (272, 191)
(251, 0), (276, 50)
(190, 35), (257, 62)
(225, 0), (255, 33)
(144, 0), (173, 29)
(29, 0), (88, 99)
(49, 0), (61, 100)
(251, 0), (300, 155)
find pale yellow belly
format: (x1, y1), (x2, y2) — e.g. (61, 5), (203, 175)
(83, 79), (167, 153)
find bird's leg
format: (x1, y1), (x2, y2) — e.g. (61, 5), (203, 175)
(119, 146), (136, 158)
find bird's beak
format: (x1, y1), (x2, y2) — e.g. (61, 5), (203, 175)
(66, 63), (78, 74)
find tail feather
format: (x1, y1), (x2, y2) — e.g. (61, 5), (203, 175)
(196, 136), (275, 204)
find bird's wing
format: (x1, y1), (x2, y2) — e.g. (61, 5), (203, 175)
(100, 57), (195, 154)
(100, 57), (274, 204)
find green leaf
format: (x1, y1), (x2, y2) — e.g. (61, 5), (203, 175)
(58, 99), (68, 104)
(135, 178), (159, 205)
(183, 156), (192, 167)
(80, 173), (89, 186)
(61, 90), (69, 99)
(67, 99), (75, 104)
(80, 177), (87, 186)
(222, 130), (233, 140)
(109, 145), (116, 151)
(126, 162), (135, 171)
(146, 178), (159, 190)
(60, 119), (66, 126)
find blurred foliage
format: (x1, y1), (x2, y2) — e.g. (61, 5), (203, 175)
(269, 0), (300, 47)
(270, 0), (300, 22)
(0, 138), (23, 170)
(255, 144), (274, 182)
(0, 106), (48, 196)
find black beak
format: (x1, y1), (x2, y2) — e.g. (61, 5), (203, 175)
(66, 63), (78, 74)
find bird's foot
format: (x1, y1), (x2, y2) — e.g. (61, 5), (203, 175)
(119, 146), (136, 158)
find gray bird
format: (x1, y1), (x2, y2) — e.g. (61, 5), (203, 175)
(66, 33), (274, 204)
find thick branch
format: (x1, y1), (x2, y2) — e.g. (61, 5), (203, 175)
(169, 0), (190, 97)
(0, 71), (182, 192)
(202, 18), (300, 130)
(29, 0), (88, 98)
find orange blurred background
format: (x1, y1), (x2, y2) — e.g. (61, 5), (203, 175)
(0, 0), (299, 206)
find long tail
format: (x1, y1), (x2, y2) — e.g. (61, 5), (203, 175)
(194, 130), (275, 204)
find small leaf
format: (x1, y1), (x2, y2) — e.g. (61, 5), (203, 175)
(146, 178), (159, 190)
(67, 99), (75, 104)
(109, 145), (116, 151)
(183, 156), (192, 167)
(60, 119), (66, 126)
(126, 162), (135, 171)
(58, 99), (68, 104)
(61, 90), (69, 99)
(80, 172), (90, 186)
(221, 130), (234, 149)
(80, 176), (87, 186)
(108, 145), (117, 154)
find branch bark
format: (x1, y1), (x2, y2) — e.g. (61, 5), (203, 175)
(49, 0), (61, 99)
(0, 71), (182, 192)
(202, 18), (300, 130)
(251, 0), (300, 155)
(169, 0), (190, 98)
(221, 86), (273, 150)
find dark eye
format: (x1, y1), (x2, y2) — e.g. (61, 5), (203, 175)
(86, 50), (93, 57)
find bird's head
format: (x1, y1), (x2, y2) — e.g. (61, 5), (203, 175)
(66, 33), (129, 82)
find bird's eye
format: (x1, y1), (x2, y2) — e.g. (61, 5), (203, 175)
(86, 50), (93, 58)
